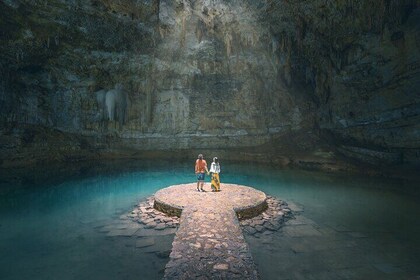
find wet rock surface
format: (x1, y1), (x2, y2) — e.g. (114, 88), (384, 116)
(240, 196), (292, 238)
(129, 196), (180, 232)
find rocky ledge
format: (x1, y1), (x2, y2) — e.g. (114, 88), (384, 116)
(240, 196), (292, 238)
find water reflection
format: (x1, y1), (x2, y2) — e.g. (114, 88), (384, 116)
(0, 160), (419, 279)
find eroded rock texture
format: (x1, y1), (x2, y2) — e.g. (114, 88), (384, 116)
(0, 0), (419, 169)
(264, 0), (420, 164)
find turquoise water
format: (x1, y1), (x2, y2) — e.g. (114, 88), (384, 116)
(0, 161), (419, 279)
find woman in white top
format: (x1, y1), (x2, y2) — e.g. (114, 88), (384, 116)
(209, 157), (221, 192)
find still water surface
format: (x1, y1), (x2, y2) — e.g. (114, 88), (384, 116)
(0, 161), (419, 279)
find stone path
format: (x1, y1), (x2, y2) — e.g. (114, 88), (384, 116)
(154, 183), (268, 279)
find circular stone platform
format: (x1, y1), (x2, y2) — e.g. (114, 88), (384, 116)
(155, 183), (267, 279)
(154, 183), (267, 220)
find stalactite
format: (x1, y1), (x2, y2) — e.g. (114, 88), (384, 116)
(95, 89), (107, 121)
(284, 56), (291, 86)
(195, 20), (203, 42)
(145, 89), (153, 125)
(296, 18), (304, 51)
(224, 31), (232, 57)
(15, 49), (24, 63)
(96, 84), (129, 127)
(389, 0), (400, 25)
(180, 12), (186, 47)
(281, 35), (286, 53)
(252, 32), (258, 47)
(271, 36), (278, 54)
(144, 75), (154, 125)
(154, 0), (160, 23)
(379, 0), (386, 33)
(159, 26), (166, 38)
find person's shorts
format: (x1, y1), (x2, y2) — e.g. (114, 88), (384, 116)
(197, 173), (205, 181)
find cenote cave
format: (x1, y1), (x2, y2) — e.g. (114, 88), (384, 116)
(0, 1), (419, 279)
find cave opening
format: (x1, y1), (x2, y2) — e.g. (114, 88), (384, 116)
(0, 1), (419, 279)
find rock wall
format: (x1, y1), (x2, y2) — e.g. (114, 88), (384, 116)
(264, 0), (420, 164)
(0, 0), (419, 169)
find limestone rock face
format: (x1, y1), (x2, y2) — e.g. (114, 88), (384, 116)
(264, 1), (420, 164)
(0, 0), (419, 167)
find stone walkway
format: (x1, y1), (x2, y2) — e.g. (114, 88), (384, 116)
(154, 183), (268, 279)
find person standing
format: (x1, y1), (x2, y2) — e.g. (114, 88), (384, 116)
(195, 154), (209, 192)
(209, 157), (221, 192)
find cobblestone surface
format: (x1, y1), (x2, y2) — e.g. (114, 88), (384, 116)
(155, 183), (268, 279)
(240, 196), (292, 238)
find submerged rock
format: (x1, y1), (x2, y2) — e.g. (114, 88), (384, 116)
(136, 237), (155, 248)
